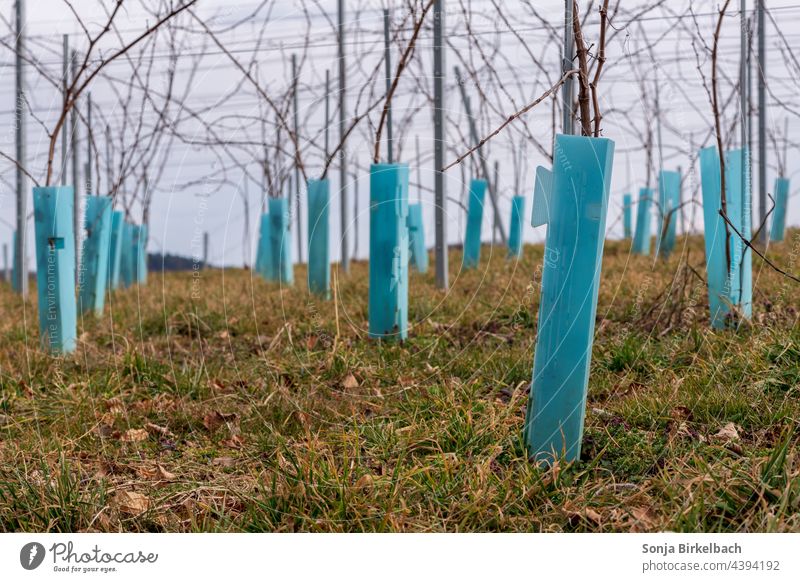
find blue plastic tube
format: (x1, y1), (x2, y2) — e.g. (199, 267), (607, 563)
(632, 187), (652, 255)
(656, 170), (681, 258)
(268, 197), (293, 284)
(524, 134), (615, 465)
(255, 213), (273, 280)
(623, 193), (632, 239)
(770, 177), (790, 242)
(699, 146), (752, 328)
(307, 179), (331, 297)
(369, 163), (409, 341)
(508, 195), (525, 259)
(78, 196), (112, 315)
(135, 224), (148, 285)
(107, 211), (124, 290)
(462, 179), (487, 269)
(33, 186), (77, 354)
(407, 203), (428, 273)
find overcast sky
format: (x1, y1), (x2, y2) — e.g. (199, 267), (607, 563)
(1, 0), (798, 269)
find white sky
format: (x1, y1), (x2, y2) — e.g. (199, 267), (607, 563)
(0, 0), (798, 268)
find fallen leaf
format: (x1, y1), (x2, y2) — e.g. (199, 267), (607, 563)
(221, 434), (245, 449)
(203, 411), (237, 432)
(305, 335), (319, 350)
(712, 422), (740, 441)
(120, 428), (149, 443)
(145, 422), (171, 436)
(630, 507), (657, 530)
(157, 465), (176, 480)
(113, 490), (150, 515)
(342, 374), (359, 389)
(584, 508), (603, 524)
(212, 456), (236, 468)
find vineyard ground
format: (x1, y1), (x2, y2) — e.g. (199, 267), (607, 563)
(1, 233), (799, 532)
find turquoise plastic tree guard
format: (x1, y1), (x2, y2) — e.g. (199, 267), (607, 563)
(268, 197), (293, 284)
(508, 195), (525, 258)
(307, 179), (330, 297)
(78, 196), (112, 315)
(407, 202), (428, 273)
(11, 230), (20, 293)
(632, 187), (652, 255)
(369, 163), (409, 341)
(255, 213), (273, 280)
(462, 179), (487, 269)
(771, 177), (790, 242)
(726, 149), (752, 321)
(524, 134), (615, 465)
(108, 211), (124, 290)
(699, 146), (752, 328)
(120, 222), (135, 288)
(33, 186), (77, 354)
(623, 193), (632, 239)
(134, 224), (148, 285)
(656, 170), (681, 258)
(531, 167), (552, 227)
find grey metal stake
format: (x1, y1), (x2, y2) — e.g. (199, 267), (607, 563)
(454, 66), (507, 245)
(415, 135), (421, 202)
(61, 34), (68, 186)
(203, 232), (209, 269)
(71, 49), (80, 280)
(86, 92), (92, 195)
(562, 0), (575, 135)
(493, 160), (500, 244)
(757, 0), (766, 244)
(292, 54), (303, 263)
(3, 243), (8, 283)
(384, 8), (393, 163)
(433, 0), (448, 289)
(14, 0), (28, 297)
(324, 69), (330, 164)
(338, 0), (349, 272)
(106, 124), (112, 197)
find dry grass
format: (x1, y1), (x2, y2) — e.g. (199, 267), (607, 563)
(1, 232), (800, 532)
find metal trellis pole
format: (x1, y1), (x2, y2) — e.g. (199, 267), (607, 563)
(338, 0), (349, 273)
(14, 0), (28, 297)
(433, 0), (448, 289)
(384, 8), (393, 164)
(562, 0), (575, 135)
(86, 92), (92, 195)
(292, 54), (303, 263)
(61, 34), (68, 186)
(757, 0), (767, 244)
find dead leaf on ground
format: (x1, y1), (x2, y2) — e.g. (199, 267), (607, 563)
(202, 411), (237, 432)
(145, 422), (171, 436)
(113, 490), (151, 515)
(221, 434), (245, 449)
(120, 428), (149, 443)
(341, 374), (359, 389)
(212, 456), (236, 468)
(630, 507), (658, 531)
(712, 422), (740, 442)
(584, 508), (603, 524)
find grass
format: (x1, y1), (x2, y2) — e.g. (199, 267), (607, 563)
(1, 233), (800, 532)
